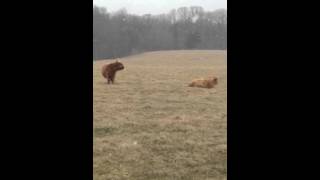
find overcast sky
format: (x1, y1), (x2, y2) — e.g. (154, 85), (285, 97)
(93, 0), (227, 15)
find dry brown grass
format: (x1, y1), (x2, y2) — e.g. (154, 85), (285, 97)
(93, 50), (227, 180)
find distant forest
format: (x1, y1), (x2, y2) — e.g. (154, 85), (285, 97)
(93, 6), (227, 60)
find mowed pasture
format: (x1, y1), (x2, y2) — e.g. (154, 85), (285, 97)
(93, 50), (227, 180)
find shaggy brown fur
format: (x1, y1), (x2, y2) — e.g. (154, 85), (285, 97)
(102, 60), (124, 84)
(188, 76), (218, 89)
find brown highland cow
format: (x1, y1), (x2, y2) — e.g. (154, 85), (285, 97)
(101, 60), (124, 84)
(188, 76), (218, 89)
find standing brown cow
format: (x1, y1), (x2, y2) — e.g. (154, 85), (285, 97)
(101, 60), (125, 84)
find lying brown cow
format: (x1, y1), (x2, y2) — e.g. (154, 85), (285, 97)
(101, 59), (124, 84)
(188, 76), (218, 89)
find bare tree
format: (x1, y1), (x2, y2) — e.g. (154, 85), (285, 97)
(93, 6), (227, 60)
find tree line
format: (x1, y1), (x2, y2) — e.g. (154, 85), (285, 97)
(93, 6), (227, 60)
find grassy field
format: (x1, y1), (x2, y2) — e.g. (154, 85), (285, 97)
(93, 50), (227, 180)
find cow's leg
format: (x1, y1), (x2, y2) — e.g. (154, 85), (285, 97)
(110, 74), (115, 84)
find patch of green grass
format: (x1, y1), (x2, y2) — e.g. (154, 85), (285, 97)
(94, 127), (117, 137)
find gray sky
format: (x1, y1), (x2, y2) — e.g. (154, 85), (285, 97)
(93, 0), (227, 15)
